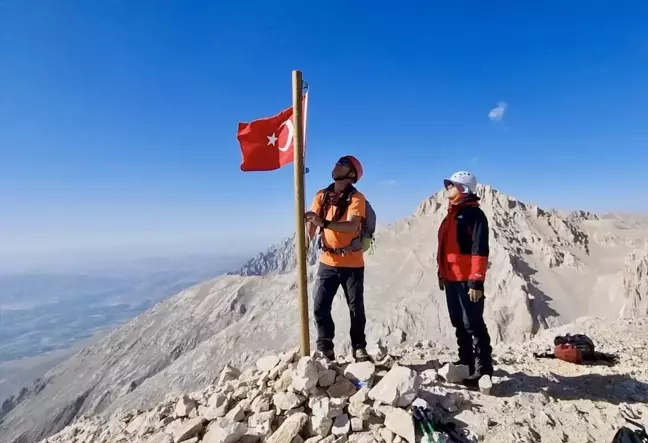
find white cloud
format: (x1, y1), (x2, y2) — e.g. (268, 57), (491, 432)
(379, 179), (397, 186)
(488, 101), (508, 121)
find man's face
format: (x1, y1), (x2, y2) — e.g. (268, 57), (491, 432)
(332, 158), (355, 181)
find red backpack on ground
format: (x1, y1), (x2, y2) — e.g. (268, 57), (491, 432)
(534, 333), (618, 365)
(554, 343), (584, 363)
(553, 334), (595, 363)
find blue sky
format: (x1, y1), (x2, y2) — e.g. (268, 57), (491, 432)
(1, 1), (647, 261)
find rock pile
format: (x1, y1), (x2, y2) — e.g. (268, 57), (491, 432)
(39, 318), (648, 443)
(41, 347), (443, 443)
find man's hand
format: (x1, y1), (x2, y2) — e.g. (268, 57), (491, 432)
(305, 211), (324, 228)
(438, 278), (445, 291)
(468, 288), (483, 302)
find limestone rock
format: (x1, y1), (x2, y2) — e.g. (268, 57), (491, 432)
(344, 362), (376, 388)
(201, 393), (230, 420)
(350, 387), (370, 404)
(203, 418), (247, 443)
(267, 412), (309, 443)
(144, 432), (174, 443)
(248, 410), (275, 439)
(319, 370), (337, 388)
(332, 414), (351, 436)
(171, 417), (207, 443)
(371, 403), (392, 419)
(438, 363), (470, 384)
(292, 357), (326, 392)
(419, 370), (438, 386)
(269, 360), (289, 381)
(384, 408), (415, 443)
(175, 395), (198, 418)
(219, 364), (241, 386)
(327, 379), (358, 400)
(348, 389), (371, 420)
(225, 402), (246, 422)
(380, 427), (395, 443)
(351, 417), (364, 432)
(368, 366), (421, 407)
(479, 375), (493, 395)
(348, 401), (371, 421)
(367, 340), (388, 362)
(234, 386), (251, 400)
(348, 432), (376, 443)
(257, 355), (281, 373)
(280, 347), (300, 364)
(309, 396), (333, 418)
(273, 392), (307, 411)
(309, 415), (333, 437)
(275, 369), (295, 392)
(125, 414), (147, 435)
(250, 394), (272, 414)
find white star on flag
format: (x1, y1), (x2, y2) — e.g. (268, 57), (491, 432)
(267, 133), (278, 146)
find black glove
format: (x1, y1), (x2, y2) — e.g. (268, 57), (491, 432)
(438, 277), (445, 291)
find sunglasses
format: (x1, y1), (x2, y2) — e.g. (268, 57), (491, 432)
(337, 158), (353, 168)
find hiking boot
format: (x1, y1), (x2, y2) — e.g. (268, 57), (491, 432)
(462, 373), (481, 389)
(353, 348), (371, 362)
(462, 368), (492, 389)
(321, 349), (336, 362)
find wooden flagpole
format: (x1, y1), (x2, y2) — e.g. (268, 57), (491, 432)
(292, 70), (310, 357)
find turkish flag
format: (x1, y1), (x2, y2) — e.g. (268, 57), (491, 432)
(236, 101), (304, 172)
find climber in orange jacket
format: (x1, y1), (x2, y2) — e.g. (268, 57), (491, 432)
(437, 170), (493, 386)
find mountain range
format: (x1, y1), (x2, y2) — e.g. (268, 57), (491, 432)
(1, 184), (647, 443)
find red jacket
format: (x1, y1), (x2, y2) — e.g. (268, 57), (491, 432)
(437, 194), (490, 290)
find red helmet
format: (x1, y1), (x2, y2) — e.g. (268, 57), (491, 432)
(340, 155), (363, 182)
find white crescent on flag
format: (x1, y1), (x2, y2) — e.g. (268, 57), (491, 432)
(278, 119), (294, 152)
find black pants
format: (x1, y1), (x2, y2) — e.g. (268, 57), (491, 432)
(445, 281), (493, 375)
(313, 263), (367, 352)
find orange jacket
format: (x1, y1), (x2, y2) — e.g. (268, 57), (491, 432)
(437, 194), (490, 290)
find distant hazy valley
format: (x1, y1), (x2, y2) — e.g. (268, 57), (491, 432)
(0, 252), (246, 402)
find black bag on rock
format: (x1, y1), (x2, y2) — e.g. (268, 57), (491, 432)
(612, 427), (647, 443)
(612, 417), (648, 443)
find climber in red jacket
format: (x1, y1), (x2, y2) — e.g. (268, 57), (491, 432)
(437, 170), (493, 386)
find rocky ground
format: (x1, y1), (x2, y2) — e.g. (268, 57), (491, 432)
(40, 317), (648, 443)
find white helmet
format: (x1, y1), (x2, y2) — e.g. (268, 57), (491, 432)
(444, 171), (477, 194)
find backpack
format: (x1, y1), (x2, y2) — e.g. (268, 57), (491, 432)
(533, 333), (618, 365)
(612, 417), (648, 443)
(612, 428), (648, 443)
(553, 333), (595, 363)
(316, 184), (376, 254)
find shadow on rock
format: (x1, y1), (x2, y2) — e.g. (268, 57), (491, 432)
(402, 359), (442, 372)
(495, 370), (648, 404)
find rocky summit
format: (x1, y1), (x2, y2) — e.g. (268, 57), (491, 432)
(2, 185), (648, 443)
(40, 316), (648, 443)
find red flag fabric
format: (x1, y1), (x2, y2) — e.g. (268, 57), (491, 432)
(237, 103), (301, 171)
